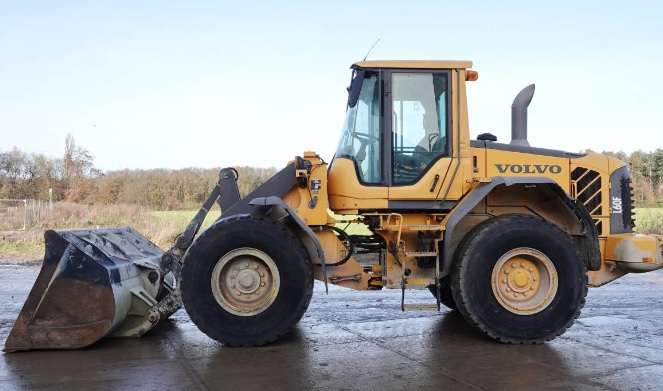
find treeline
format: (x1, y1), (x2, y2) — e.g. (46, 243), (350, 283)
(0, 136), (276, 210)
(2, 137), (663, 209)
(92, 167), (276, 210)
(597, 150), (663, 206)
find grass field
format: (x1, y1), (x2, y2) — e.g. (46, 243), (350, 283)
(0, 239), (43, 261)
(155, 209), (663, 236)
(2, 206), (662, 261)
(0, 207), (224, 261)
(634, 208), (663, 235)
(151, 210), (221, 230)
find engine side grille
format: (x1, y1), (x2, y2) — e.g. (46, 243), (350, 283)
(572, 167), (603, 235)
(620, 176), (636, 229)
(609, 165), (635, 234)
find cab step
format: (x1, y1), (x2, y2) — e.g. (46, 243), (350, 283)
(399, 242), (442, 312)
(402, 303), (439, 311)
(401, 278), (432, 288)
(404, 251), (438, 258)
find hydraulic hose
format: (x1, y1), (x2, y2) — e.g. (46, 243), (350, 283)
(315, 225), (355, 266)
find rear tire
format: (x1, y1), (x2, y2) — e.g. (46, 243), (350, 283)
(427, 277), (457, 310)
(451, 214), (587, 344)
(181, 215), (313, 347)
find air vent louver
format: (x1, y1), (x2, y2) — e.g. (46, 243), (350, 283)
(572, 167), (603, 235)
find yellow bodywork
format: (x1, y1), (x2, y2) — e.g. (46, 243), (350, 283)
(283, 60), (660, 292)
(354, 60), (473, 69)
(327, 158), (388, 212)
(282, 151), (333, 226)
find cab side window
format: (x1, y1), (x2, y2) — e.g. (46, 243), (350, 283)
(391, 72), (449, 184)
(335, 73), (382, 184)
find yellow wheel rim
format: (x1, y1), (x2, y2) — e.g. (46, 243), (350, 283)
(491, 247), (558, 315)
(211, 248), (280, 317)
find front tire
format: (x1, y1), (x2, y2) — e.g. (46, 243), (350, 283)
(181, 215), (313, 347)
(451, 214), (587, 344)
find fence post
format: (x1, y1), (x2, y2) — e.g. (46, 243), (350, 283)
(23, 199), (27, 231)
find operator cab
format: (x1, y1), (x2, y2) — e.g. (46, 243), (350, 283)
(328, 60), (475, 213)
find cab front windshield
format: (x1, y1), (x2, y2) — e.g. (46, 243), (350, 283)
(335, 72), (381, 184)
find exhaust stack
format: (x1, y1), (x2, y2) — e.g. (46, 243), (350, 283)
(511, 84), (535, 146)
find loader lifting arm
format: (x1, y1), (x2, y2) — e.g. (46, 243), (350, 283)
(161, 167), (241, 274)
(145, 167), (245, 334)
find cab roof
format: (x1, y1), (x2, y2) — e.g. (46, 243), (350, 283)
(353, 60), (473, 70)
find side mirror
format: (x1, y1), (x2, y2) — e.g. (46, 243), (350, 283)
(347, 69), (365, 108)
(477, 133), (497, 142)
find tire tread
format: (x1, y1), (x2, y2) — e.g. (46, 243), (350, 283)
(181, 215), (313, 347)
(450, 214), (587, 344)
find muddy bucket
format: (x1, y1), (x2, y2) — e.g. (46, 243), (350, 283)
(4, 227), (175, 352)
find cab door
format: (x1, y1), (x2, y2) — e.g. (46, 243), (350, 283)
(386, 70), (454, 204)
(327, 70), (389, 212)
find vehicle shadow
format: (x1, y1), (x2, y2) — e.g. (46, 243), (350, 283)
(418, 311), (585, 389)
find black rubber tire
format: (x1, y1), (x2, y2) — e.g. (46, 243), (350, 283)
(427, 277), (457, 311)
(451, 214), (587, 344)
(181, 215), (313, 347)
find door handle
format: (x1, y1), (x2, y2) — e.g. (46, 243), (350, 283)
(429, 174), (440, 193)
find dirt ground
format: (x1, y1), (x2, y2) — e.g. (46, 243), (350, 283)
(1, 263), (663, 390)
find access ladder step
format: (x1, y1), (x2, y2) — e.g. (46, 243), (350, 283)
(402, 278), (433, 288)
(402, 303), (439, 311)
(404, 251), (438, 258)
(384, 224), (444, 232)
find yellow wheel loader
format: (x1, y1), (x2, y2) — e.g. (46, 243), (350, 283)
(6, 60), (663, 351)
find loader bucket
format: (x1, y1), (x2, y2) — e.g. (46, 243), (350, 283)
(4, 227), (169, 352)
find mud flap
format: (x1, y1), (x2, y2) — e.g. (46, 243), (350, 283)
(4, 227), (171, 352)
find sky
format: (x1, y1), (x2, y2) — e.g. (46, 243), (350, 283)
(1, 1), (662, 171)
